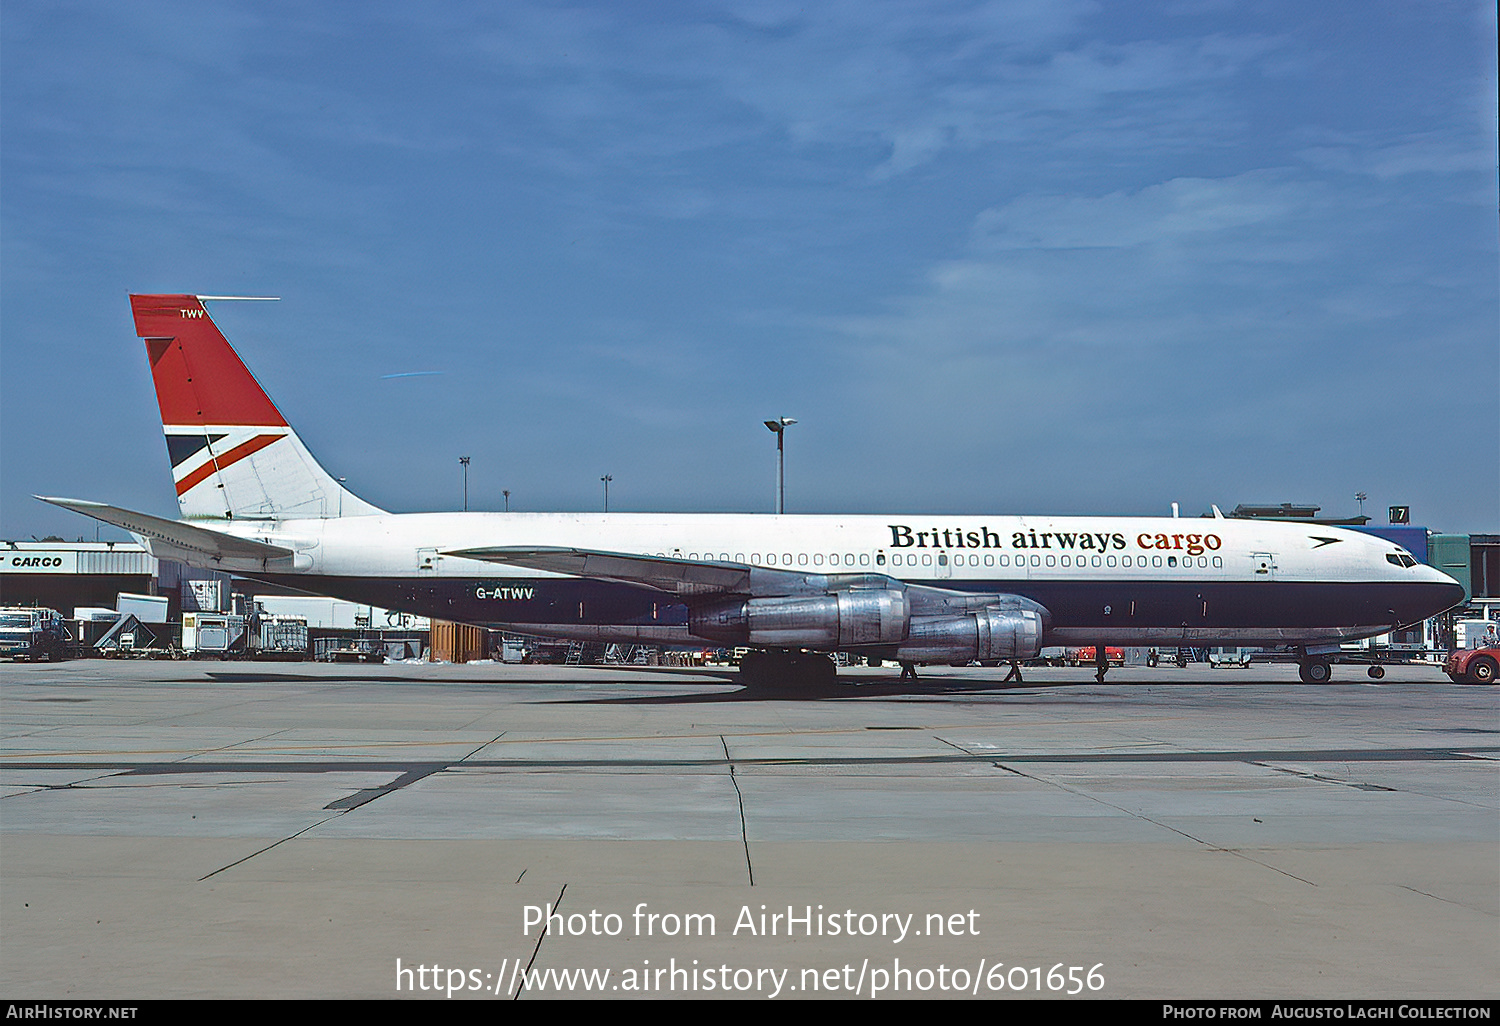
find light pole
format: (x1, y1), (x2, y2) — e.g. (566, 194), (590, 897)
(503, 489), (510, 513)
(764, 417), (796, 514)
(601, 474), (612, 513)
(459, 456), (470, 511)
(1355, 491), (1367, 517)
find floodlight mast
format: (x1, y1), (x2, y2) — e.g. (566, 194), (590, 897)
(764, 417), (796, 514)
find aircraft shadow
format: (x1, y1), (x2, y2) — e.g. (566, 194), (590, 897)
(541, 675), (1065, 704)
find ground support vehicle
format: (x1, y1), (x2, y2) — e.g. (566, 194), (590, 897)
(1208, 647), (1255, 668)
(1445, 647), (1499, 684)
(0, 607), (70, 661)
(1146, 648), (1191, 668)
(94, 615), (179, 658)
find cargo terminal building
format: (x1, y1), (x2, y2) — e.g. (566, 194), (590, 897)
(0, 541), (431, 659)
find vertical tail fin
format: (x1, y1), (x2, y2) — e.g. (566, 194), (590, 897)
(130, 294), (383, 520)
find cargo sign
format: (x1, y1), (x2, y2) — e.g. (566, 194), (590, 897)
(2, 551), (78, 574)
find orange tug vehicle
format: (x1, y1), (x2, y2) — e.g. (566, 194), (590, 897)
(1445, 647), (1498, 684)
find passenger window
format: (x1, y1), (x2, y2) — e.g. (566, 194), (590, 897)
(1212, 557), (1222, 568)
(1045, 555), (1055, 567)
(985, 555), (994, 566)
(814, 554), (824, 566)
(876, 553), (885, 566)
(1106, 556), (1116, 567)
(922, 554), (932, 566)
(861, 554), (870, 566)
(938, 554), (948, 566)
(1168, 556), (1177, 567)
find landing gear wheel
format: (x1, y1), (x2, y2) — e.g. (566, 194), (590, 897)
(1299, 660), (1333, 684)
(1469, 656), (1497, 685)
(1367, 665), (1385, 679)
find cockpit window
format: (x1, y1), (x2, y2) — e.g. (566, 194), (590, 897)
(1386, 553), (1418, 568)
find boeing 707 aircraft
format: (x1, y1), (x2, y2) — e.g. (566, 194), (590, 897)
(40, 295), (1465, 685)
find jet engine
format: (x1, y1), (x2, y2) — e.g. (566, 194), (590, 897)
(892, 606), (1045, 664)
(690, 589), (910, 648)
(690, 587), (1047, 665)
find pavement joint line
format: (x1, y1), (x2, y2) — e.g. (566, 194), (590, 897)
(0, 768), (131, 798)
(197, 811), (345, 881)
(1396, 885), (1499, 918)
(721, 735), (754, 886)
(990, 760), (1320, 887)
(1251, 761), (1397, 792)
(517, 883), (565, 1001)
(179, 728), (294, 762)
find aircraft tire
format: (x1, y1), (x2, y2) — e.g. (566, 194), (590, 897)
(1299, 660), (1333, 684)
(1367, 665), (1385, 679)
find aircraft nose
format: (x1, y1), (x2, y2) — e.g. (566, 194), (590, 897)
(1425, 568), (1466, 616)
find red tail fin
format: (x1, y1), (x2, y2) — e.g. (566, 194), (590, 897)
(130, 294), (382, 520)
(130, 295), (285, 428)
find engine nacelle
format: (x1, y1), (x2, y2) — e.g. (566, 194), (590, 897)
(893, 607), (1044, 664)
(690, 589), (910, 648)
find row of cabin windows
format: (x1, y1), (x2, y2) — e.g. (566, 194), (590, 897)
(657, 551), (1225, 570)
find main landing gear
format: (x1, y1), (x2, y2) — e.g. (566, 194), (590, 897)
(1298, 658), (1386, 683)
(1298, 658), (1333, 684)
(739, 649), (837, 688)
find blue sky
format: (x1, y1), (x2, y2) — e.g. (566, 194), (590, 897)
(3, 1), (1496, 539)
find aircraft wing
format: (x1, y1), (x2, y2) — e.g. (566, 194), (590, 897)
(444, 546), (1014, 615)
(445, 546), (828, 598)
(35, 497), (294, 562)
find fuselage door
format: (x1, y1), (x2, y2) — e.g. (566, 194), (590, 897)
(1251, 552), (1277, 579)
(417, 547), (440, 576)
(935, 551), (954, 580)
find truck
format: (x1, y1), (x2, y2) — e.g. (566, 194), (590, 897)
(0, 607), (70, 661)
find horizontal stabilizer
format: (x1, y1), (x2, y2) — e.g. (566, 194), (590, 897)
(35, 497), (294, 561)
